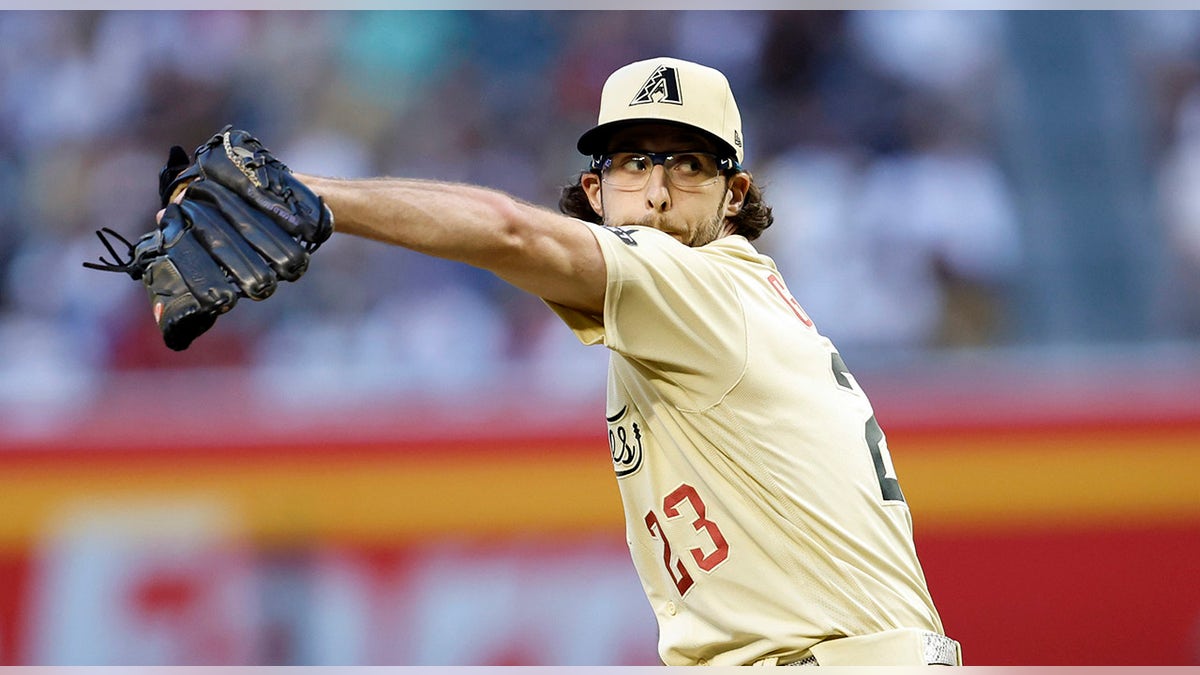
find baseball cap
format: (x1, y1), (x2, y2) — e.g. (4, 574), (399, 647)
(577, 57), (745, 164)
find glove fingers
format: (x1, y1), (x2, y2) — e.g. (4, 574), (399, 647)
(184, 179), (310, 281)
(157, 204), (242, 308)
(164, 305), (217, 352)
(146, 204), (242, 350)
(147, 259), (219, 351)
(195, 127), (334, 245)
(178, 198), (279, 301)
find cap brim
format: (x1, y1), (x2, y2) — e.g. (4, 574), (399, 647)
(577, 120), (740, 161)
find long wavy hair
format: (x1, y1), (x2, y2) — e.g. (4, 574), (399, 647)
(557, 172), (775, 241)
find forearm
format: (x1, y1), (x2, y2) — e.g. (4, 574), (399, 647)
(299, 175), (530, 264)
(295, 174), (606, 314)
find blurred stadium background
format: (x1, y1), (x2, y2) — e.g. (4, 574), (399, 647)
(0, 9), (1198, 665)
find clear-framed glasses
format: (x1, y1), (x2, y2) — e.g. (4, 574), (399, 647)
(591, 151), (739, 190)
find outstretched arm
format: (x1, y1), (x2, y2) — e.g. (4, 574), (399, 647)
(297, 174), (606, 316)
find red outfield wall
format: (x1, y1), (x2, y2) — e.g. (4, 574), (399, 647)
(0, 368), (1197, 665)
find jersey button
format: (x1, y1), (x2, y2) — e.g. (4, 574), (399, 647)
(666, 601), (676, 615)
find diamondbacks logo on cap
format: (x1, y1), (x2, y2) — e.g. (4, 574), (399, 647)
(629, 65), (683, 106)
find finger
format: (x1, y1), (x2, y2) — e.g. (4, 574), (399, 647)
(171, 183), (189, 204)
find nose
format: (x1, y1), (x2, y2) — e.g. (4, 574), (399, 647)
(644, 164), (672, 211)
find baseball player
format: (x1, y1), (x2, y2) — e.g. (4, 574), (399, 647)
(103, 56), (960, 666)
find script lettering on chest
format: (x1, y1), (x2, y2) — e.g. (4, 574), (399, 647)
(606, 405), (644, 478)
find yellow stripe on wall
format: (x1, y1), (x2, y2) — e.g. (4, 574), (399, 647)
(0, 454), (624, 549)
(894, 426), (1200, 532)
(0, 424), (1196, 548)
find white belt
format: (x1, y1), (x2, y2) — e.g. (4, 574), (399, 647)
(921, 631), (961, 666)
(783, 631), (961, 666)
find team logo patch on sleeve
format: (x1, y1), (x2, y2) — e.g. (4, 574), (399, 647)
(600, 225), (638, 246)
(606, 405), (644, 478)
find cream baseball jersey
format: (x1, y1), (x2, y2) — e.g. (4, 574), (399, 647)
(546, 223), (944, 666)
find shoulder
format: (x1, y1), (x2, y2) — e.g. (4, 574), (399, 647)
(590, 224), (669, 248)
(700, 235), (776, 271)
(587, 227), (772, 280)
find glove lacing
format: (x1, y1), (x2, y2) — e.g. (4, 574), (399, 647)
(81, 227), (145, 280)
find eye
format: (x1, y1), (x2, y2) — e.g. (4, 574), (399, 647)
(670, 153), (713, 176)
(622, 154), (650, 172)
(674, 155), (702, 172)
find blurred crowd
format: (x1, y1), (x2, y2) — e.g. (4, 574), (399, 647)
(2, 10), (1200, 409)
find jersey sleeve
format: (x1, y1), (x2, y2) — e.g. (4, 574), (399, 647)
(544, 223), (747, 405)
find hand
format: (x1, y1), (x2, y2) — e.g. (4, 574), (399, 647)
(84, 125), (333, 350)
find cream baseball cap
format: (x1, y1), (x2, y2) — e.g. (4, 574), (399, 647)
(577, 57), (745, 164)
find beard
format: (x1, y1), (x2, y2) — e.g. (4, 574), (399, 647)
(684, 208), (728, 247)
(612, 207), (727, 248)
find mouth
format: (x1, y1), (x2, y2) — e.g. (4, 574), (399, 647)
(617, 216), (692, 245)
(635, 215), (681, 235)
(646, 222), (691, 245)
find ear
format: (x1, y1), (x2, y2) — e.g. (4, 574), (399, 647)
(581, 172), (604, 218)
(724, 172), (751, 217)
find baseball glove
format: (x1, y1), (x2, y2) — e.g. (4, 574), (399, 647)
(83, 126), (334, 351)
